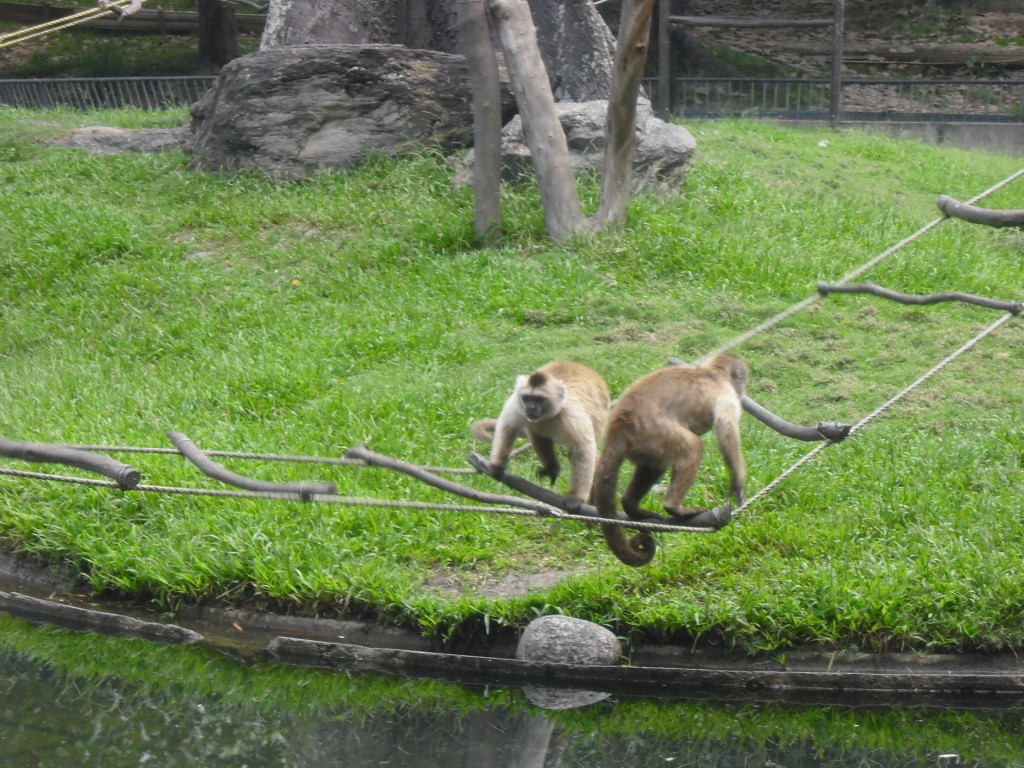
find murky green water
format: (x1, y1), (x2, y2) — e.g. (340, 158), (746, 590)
(2, 615), (1024, 767)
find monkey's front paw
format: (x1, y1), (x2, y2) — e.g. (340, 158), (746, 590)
(564, 495), (584, 514)
(490, 462), (507, 480)
(537, 464), (560, 486)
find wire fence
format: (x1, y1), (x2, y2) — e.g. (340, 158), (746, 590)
(0, 75), (215, 110)
(1, 75), (1022, 124)
(659, 77), (1024, 123)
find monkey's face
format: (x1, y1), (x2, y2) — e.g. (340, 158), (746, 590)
(519, 392), (551, 422)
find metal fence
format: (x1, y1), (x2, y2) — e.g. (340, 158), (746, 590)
(0, 76), (215, 110)
(2, 75), (1022, 124)
(660, 77), (1024, 123)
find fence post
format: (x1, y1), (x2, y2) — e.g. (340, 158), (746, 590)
(829, 0), (844, 127)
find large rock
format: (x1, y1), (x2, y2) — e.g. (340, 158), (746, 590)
(457, 100), (697, 194)
(189, 44), (513, 178)
(516, 615), (619, 710)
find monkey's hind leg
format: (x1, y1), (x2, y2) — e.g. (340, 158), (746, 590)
(661, 430), (705, 519)
(620, 463), (665, 519)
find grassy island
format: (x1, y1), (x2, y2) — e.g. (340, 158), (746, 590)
(0, 108), (1021, 654)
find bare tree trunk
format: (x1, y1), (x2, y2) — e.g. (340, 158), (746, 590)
(456, 0), (503, 243)
(197, 0), (239, 69)
(593, 0), (655, 227)
(488, 0), (587, 241)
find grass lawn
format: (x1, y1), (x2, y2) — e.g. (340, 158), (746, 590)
(0, 107), (1021, 654)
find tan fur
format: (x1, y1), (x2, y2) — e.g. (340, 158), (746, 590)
(472, 360), (610, 511)
(594, 354), (749, 566)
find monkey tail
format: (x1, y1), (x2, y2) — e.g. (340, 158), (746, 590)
(470, 418), (498, 442)
(593, 438), (657, 567)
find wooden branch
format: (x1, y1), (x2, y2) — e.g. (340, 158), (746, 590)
(467, 452), (731, 530)
(667, 359), (852, 442)
(937, 195), (1024, 228)
(487, 0), (587, 241)
(0, 437), (140, 489)
(455, 0), (502, 244)
(345, 444), (561, 515)
(742, 396), (852, 442)
(817, 282), (1022, 316)
(593, 0), (655, 228)
(167, 431), (337, 497)
(0, 591), (203, 645)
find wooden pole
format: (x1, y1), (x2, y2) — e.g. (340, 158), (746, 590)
(829, 0), (845, 128)
(657, 0), (671, 118)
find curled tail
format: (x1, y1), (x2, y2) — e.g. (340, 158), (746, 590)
(594, 438), (657, 567)
(470, 418), (498, 442)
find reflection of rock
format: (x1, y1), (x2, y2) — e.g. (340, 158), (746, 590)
(457, 100), (697, 194)
(516, 615), (619, 710)
(189, 44), (514, 178)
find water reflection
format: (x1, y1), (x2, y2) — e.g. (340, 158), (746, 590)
(3, 620), (1024, 768)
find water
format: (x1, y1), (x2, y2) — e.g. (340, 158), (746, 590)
(3, 615), (1024, 767)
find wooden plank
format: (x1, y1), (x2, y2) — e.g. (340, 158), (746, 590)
(670, 16), (833, 29)
(266, 636), (1024, 701)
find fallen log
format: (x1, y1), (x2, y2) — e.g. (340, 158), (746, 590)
(937, 195), (1024, 229)
(0, 591), (203, 645)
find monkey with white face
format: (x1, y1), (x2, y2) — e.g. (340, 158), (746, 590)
(472, 360), (610, 512)
(594, 353), (749, 566)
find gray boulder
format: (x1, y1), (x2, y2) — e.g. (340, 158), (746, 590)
(516, 614), (619, 710)
(458, 99), (696, 193)
(189, 43), (514, 178)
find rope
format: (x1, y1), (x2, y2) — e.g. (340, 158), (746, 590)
(732, 311), (1016, 518)
(702, 166), (1024, 361)
(0, 0), (143, 50)
(0, 466), (707, 534)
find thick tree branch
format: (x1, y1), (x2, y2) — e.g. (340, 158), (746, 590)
(818, 282), (1021, 316)
(0, 437), (140, 489)
(167, 431), (337, 497)
(937, 195), (1024, 228)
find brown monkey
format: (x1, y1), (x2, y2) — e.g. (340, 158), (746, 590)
(472, 360), (610, 512)
(593, 353), (749, 566)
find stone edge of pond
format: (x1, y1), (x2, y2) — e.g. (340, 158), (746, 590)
(4, 552), (1024, 706)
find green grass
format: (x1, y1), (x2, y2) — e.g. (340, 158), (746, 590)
(1, 108), (1022, 655)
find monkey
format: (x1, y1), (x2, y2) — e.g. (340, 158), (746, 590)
(593, 353), (749, 566)
(472, 360), (611, 513)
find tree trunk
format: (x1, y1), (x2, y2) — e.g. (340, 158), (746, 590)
(455, 0), (503, 243)
(197, 0), (239, 69)
(488, 0), (588, 240)
(593, 0), (655, 227)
